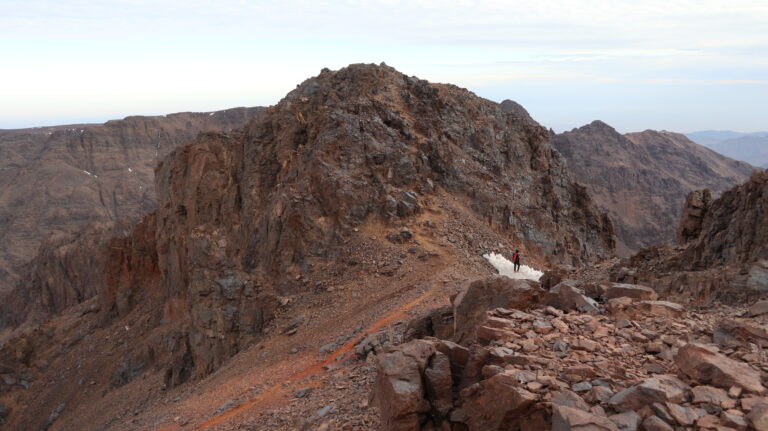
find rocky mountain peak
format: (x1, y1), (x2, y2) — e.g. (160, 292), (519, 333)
(499, 99), (537, 125)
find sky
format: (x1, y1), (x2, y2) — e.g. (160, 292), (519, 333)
(1, 0), (767, 133)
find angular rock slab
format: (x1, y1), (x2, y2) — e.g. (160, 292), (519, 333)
(605, 283), (658, 301)
(459, 372), (538, 430)
(609, 375), (690, 411)
(552, 404), (619, 431)
(675, 343), (765, 394)
(453, 276), (542, 345)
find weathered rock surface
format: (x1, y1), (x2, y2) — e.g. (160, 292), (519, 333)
(0, 107), (262, 295)
(551, 122), (754, 256)
(452, 276), (542, 344)
(0, 108), (263, 329)
(612, 170), (768, 305)
(675, 343), (765, 394)
(677, 189), (712, 244)
(609, 375), (689, 411)
(544, 282), (599, 313)
(604, 283), (658, 301)
(377, 270), (768, 431)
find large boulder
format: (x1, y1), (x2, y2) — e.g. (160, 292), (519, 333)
(458, 371), (538, 430)
(375, 340), (436, 431)
(674, 343), (765, 394)
(423, 351), (453, 420)
(609, 375), (690, 411)
(544, 281), (599, 313)
(714, 319), (768, 348)
(540, 265), (577, 290)
(625, 301), (684, 318)
(453, 276), (542, 345)
(552, 404), (619, 431)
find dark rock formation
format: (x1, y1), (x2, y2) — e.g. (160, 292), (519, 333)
(0, 107), (262, 296)
(614, 170), (768, 304)
(677, 189), (712, 244)
(551, 122), (754, 256)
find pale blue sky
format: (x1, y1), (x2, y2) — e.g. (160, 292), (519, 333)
(1, 1), (767, 132)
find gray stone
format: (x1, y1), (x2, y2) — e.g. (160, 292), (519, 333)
(608, 410), (642, 431)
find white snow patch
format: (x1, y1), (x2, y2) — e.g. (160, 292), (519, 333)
(128, 167), (133, 172)
(82, 170), (93, 176)
(483, 252), (543, 281)
(209, 112), (214, 116)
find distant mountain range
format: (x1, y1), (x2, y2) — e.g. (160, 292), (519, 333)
(551, 121), (755, 256)
(686, 130), (768, 168)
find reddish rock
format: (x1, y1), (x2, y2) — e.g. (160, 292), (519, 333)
(544, 282), (599, 313)
(540, 265), (577, 290)
(664, 402), (700, 426)
(675, 343), (765, 394)
(747, 300), (768, 317)
(625, 301), (684, 318)
(715, 319), (768, 348)
(375, 340), (436, 430)
(552, 404), (619, 431)
(583, 281), (612, 300)
(720, 411), (749, 430)
(453, 276), (542, 345)
(692, 385), (737, 409)
(641, 415), (673, 431)
(748, 403), (768, 431)
(459, 372), (538, 430)
(609, 375), (690, 411)
(608, 410), (642, 431)
(552, 390), (591, 411)
(424, 351), (453, 419)
(696, 414), (721, 428)
(604, 283), (658, 301)
(677, 189), (713, 244)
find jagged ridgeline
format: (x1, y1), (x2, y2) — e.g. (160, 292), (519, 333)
(0, 64), (617, 429)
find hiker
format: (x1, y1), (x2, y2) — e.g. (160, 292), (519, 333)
(512, 249), (521, 272)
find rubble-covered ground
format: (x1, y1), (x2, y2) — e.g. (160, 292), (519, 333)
(375, 276), (768, 431)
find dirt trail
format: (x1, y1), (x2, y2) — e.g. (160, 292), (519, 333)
(153, 281), (444, 431)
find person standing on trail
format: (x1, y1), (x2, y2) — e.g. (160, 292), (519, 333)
(512, 249), (521, 272)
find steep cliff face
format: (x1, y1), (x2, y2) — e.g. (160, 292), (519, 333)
(0, 107), (262, 294)
(615, 170), (768, 304)
(551, 122), (754, 256)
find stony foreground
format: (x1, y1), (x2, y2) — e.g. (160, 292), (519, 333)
(373, 276), (768, 430)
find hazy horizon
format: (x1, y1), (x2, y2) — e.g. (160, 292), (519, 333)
(2, 1), (767, 133)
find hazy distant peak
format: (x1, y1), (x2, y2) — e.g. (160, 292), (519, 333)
(569, 120), (619, 134)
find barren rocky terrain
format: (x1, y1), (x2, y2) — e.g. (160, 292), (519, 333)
(0, 107), (262, 296)
(0, 64), (766, 431)
(552, 121), (755, 256)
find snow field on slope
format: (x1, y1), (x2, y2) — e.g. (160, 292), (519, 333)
(483, 252), (543, 281)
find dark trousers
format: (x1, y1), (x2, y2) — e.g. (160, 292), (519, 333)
(514, 261), (520, 271)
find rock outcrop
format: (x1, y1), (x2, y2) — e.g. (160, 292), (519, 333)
(677, 189), (712, 244)
(376, 273), (768, 430)
(0, 107), (262, 295)
(551, 122), (755, 256)
(615, 170), (768, 304)
(144, 63), (614, 382)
